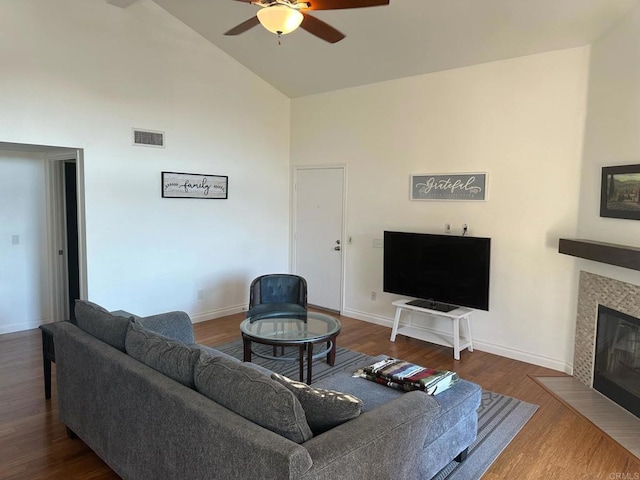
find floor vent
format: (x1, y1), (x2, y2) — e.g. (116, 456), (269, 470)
(133, 128), (165, 148)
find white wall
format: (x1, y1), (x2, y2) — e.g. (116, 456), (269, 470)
(0, 0), (291, 327)
(291, 48), (590, 372)
(576, 3), (640, 287)
(0, 152), (50, 333)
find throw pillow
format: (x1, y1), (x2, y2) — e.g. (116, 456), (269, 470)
(125, 322), (201, 389)
(194, 354), (313, 444)
(271, 373), (363, 434)
(75, 299), (131, 351)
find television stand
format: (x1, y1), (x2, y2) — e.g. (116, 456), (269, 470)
(390, 299), (474, 360)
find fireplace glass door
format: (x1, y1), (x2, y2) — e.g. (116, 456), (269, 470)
(594, 305), (640, 419)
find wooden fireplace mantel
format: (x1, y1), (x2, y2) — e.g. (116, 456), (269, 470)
(558, 238), (640, 272)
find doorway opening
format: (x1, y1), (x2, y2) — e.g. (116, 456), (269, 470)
(0, 143), (86, 333)
(46, 150), (86, 322)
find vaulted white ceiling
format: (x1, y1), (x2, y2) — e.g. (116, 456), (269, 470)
(137, 0), (638, 97)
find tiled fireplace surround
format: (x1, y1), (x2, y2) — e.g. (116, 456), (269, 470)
(574, 271), (640, 387)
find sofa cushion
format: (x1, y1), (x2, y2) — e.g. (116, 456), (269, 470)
(75, 300), (131, 352)
(194, 354), (313, 443)
(135, 311), (195, 344)
(125, 322), (201, 388)
(192, 344), (275, 377)
(271, 373), (362, 435)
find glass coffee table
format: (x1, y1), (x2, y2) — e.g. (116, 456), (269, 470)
(240, 311), (341, 385)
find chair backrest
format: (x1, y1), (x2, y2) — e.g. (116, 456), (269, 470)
(248, 274), (307, 309)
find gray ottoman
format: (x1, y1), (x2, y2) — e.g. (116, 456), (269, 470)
(312, 355), (482, 479)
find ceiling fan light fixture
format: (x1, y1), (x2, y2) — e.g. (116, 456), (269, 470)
(257, 4), (304, 35)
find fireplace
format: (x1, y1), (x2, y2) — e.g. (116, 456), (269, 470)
(573, 272), (640, 407)
(593, 305), (640, 418)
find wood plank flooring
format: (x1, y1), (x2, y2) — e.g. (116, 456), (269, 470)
(533, 376), (640, 460)
(1, 312), (639, 479)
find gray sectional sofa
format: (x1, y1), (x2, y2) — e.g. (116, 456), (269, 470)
(54, 300), (482, 480)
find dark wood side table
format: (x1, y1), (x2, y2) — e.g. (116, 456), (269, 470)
(39, 323), (57, 400)
(38, 310), (135, 399)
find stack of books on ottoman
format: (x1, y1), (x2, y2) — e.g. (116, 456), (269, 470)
(355, 357), (458, 395)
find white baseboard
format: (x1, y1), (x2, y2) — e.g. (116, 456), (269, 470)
(0, 317), (53, 335)
(190, 304), (247, 324)
(341, 307), (395, 328)
(341, 307), (573, 374)
(471, 339), (573, 374)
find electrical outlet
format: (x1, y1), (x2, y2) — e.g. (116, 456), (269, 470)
(11, 234), (19, 245)
(348, 236), (353, 244)
(197, 289), (205, 300)
(371, 291), (377, 301)
(373, 238), (384, 248)
(445, 223), (451, 234)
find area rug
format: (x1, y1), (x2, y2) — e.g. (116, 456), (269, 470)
(215, 341), (538, 480)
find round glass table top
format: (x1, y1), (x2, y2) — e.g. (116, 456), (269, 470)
(240, 311), (341, 343)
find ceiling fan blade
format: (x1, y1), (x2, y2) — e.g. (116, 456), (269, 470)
(300, 12), (345, 43)
(224, 16), (261, 35)
(304, 0), (389, 10)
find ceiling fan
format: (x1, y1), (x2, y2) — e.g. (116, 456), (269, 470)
(225, 0), (390, 44)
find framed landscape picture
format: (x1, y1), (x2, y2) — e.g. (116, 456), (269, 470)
(600, 164), (640, 220)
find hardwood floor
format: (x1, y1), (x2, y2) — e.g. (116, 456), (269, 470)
(1, 312), (639, 479)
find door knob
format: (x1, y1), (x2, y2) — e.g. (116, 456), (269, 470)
(334, 246), (341, 251)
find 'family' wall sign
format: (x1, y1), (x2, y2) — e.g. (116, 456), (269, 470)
(162, 171), (228, 199)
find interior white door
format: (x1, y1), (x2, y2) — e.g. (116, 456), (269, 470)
(294, 167), (344, 311)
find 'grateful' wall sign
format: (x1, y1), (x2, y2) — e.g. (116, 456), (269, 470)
(410, 173), (487, 201)
(162, 171), (228, 199)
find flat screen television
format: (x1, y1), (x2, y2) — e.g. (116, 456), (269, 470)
(383, 231), (491, 312)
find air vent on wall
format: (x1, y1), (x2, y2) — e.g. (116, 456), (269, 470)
(132, 128), (165, 148)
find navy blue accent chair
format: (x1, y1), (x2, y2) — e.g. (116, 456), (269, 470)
(246, 274), (308, 318)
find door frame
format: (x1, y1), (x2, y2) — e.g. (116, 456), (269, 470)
(45, 149), (88, 321)
(291, 164), (347, 313)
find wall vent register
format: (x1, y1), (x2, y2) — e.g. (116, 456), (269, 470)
(132, 128), (165, 148)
